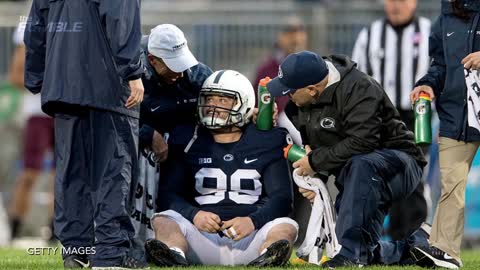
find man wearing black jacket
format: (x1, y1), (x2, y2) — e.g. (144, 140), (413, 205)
(24, 0), (145, 268)
(267, 51), (427, 268)
(139, 24), (213, 162)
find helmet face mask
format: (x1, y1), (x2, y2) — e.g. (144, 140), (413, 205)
(198, 70), (255, 130)
(198, 90), (244, 129)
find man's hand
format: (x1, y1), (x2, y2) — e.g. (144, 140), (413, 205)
(462, 52), (480, 70)
(292, 145), (315, 176)
(152, 131), (168, 163)
(252, 103), (278, 127)
(193, 210), (222, 233)
(220, 217), (255, 241)
(410, 85), (435, 104)
(126, 78), (144, 108)
(299, 187), (316, 203)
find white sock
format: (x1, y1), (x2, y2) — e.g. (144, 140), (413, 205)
(260, 248), (268, 255)
(170, 247), (186, 259)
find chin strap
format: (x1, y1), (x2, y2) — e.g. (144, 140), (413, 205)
(184, 125), (199, 153)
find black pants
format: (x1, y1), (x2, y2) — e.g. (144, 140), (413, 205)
(53, 109), (138, 267)
(335, 149), (423, 264)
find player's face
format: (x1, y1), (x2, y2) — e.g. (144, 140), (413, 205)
(203, 94), (236, 121)
(384, 0), (417, 26)
(149, 55), (184, 84)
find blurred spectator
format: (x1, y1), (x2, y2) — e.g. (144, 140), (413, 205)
(253, 17), (307, 145)
(352, 0), (431, 131)
(7, 21), (55, 242)
(254, 17), (307, 113)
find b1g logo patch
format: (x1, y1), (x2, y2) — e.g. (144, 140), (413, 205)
(199, 158), (212, 164)
(320, 117), (335, 129)
(261, 93), (271, 104)
(416, 103), (427, 115)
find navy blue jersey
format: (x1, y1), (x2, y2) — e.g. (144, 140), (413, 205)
(157, 123), (293, 229)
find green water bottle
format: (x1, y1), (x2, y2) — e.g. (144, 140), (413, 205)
(283, 144), (329, 178)
(414, 93), (432, 145)
(283, 144), (306, 162)
(256, 77), (274, 130)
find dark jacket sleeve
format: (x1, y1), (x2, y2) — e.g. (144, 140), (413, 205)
(98, 0), (143, 81)
(248, 159), (293, 229)
(308, 84), (382, 172)
(415, 15), (446, 96)
(24, 0), (48, 94)
(188, 63), (213, 90)
(139, 124), (155, 150)
(156, 146), (200, 223)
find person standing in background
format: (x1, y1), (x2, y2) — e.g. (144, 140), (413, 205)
(253, 17), (307, 145)
(410, 1), (480, 269)
(7, 20), (55, 243)
(352, 0), (431, 131)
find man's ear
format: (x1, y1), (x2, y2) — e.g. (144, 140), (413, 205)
(307, 85), (317, 97)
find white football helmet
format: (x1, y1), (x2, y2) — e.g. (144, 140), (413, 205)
(198, 70), (255, 129)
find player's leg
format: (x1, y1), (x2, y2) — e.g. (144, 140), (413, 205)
(411, 138), (479, 269)
(148, 210), (223, 266)
(53, 112), (94, 268)
(9, 116), (51, 240)
(148, 213), (188, 266)
(236, 217), (298, 266)
(151, 214), (188, 253)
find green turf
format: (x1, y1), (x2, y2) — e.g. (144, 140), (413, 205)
(2, 247), (480, 269)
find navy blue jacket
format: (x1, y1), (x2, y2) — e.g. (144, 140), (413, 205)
(139, 36), (213, 149)
(416, 0), (480, 141)
(24, 0), (143, 118)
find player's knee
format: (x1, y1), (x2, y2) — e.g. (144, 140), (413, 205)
(152, 216), (180, 234)
(270, 223), (298, 242)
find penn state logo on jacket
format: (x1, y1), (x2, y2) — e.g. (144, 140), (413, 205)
(320, 117), (335, 129)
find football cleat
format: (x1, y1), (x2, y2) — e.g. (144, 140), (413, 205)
(248, 239), (291, 267)
(321, 254), (363, 269)
(145, 239), (188, 267)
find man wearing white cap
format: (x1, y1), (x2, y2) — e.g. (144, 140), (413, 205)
(139, 24), (213, 163)
(132, 24), (213, 242)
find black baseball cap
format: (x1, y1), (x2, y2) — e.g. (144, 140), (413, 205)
(267, 51), (329, 97)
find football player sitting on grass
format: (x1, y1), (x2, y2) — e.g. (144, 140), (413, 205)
(145, 70), (298, 266)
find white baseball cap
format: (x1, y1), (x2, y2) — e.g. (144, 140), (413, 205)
(148, 24), (198, 73)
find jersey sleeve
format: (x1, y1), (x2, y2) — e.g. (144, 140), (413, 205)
(156, 144), (200, 222)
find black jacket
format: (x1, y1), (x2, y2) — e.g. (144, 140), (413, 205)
(24, 0), (143, 118)
(139, 36), (213, 148)
(286, 55), (426, 174)
(415, 0), (480, 141)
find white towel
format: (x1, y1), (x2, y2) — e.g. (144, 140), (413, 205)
(293, 169), (341, 264)
(465, 68), (480, 131)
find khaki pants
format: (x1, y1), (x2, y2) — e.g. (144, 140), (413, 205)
(430, 137), (480, 263)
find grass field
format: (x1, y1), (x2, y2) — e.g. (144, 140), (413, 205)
(2, 248), (480, 270)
